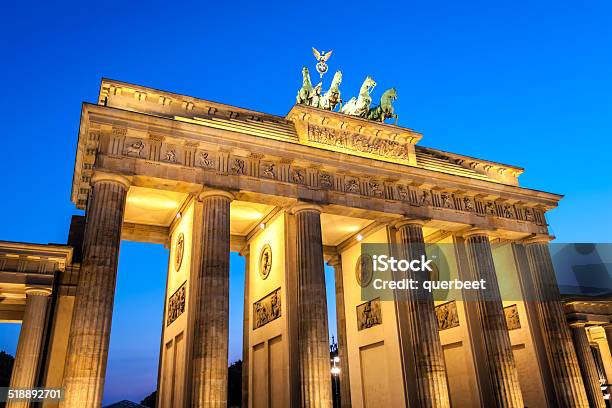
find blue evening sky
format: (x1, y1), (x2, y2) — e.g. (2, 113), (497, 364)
(1, 0), (611, 404)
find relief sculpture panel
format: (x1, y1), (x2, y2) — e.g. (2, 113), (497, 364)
(307, 124), (411, 161)
(357, 298), (382, 331)
(253, 288), (281, 329)
(504, 304), (521, 330)
(435, 300), (459, 330)
(167, 282), (186, 326)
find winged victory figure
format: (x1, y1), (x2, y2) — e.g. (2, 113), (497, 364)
(312, 47), (333, 78)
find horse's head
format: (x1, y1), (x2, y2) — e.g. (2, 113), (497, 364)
(331, 70), (342, 87)
(384, 87), (398, 101)
(363, 76), (377, 93)
(301, 67), (311, 85)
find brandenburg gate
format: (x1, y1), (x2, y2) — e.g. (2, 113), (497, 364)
(0, 72), (610, 407)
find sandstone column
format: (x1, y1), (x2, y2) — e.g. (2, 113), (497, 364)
(191, 190), (233, 407)
(293, 203), (332, 408)
(241, 246), (250, 408)
(524, 238), (590, 407)
(605, 325), (612, 359)
(327, 256), (351, 408)
(571, 325), (605, 408)
(7, 287), (52, 408)
(463, 230), (524, 408)
(60, 173), (129, 408)
(396, 220), (450, 408)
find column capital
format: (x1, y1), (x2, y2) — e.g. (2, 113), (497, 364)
(290, 202), (323, 214)
(522, 234), (555, 245)
(327, 255), (342, 268)
(394, 218), (429, 229)
(461, 227), (495, 239)
(197, 189), (235, 202)
(91, 171), (131, 190)
(25, 286), (52, 297)
(239, 245), (250, 257)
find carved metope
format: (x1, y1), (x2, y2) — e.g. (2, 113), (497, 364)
(253, 288), (282, 329)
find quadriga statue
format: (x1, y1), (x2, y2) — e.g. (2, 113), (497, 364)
(366, 88), (398, 124)
(341, 76), (376, 118)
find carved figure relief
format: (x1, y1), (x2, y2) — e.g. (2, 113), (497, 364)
(420, 190), (432, 206)
(503, 205), (515, 218)
(164, 149), (177, 163)
(463, 197), (474, 212)
(397, 185), (408, 201)
(369, 181), (384, 197)
(345, 178), (359, 193)
(524, 208), (535, 222)
(307, 125), (410, 161)
(504, 304), (521, 330)
(231, 158), (246, 175)
(125, 140), (145, 157)
(253, 288), (281, 329)
(435, 301), (460, 330)
(355, 253), (374, 287)
(174, 233), (185, 272)
(262, 163), (276, 179)
(319, 172), (333, 188)
(196, 151), (214, 168)
(485, 202), (496, 215)
(167, 282), (186, 326)
(357, 298), (382, 330)
(291, 169), (305, 184)
(259, 244), (272, 280)
(440, 193), (453, 208)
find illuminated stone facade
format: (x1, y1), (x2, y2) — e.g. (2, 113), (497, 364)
(0, 79), (609, 407)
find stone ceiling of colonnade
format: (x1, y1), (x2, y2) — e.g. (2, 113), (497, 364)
(122, 186), (376, 247)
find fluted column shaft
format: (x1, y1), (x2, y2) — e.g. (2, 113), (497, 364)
(571, 325), (605, 408)
(464, 233), (524, 407)
(294, 205), (332, 408)
(191, 191), (232, 407)
(328, 257), (352, 408)
(60, 175), (129, 408)
(241, 248), (250, 408)
(605, 325), (612, 360)
(524, 241), (590, 407)
(7, 288), (51, 408)
(396, 221), (450, 408)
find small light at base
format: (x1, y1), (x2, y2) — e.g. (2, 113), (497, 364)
(259, 223), (265, 230)
(331, 367), (340, 375)
(356, 234), (363, 241)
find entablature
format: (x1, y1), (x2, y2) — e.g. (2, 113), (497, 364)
(72, 103), (561, 238)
